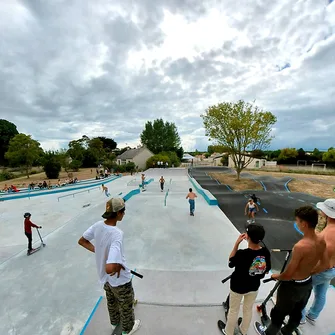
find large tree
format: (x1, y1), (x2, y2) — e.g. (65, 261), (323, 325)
(140, 118), (181, 154)
(201, 100), (277, 180)
(96, 136), (117, 151)
(0, 119), (19, 165)
(5, 133), (44, 177)
(322, 148), (335, 162)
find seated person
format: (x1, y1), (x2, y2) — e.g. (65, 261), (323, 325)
(43, 181), (47, 188)
(219, 224), (271, 335)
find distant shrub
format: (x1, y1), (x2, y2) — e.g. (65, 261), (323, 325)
(69, 160), (82, 172)
(0, 171), (15, 181)
(30, 170), (38, 175)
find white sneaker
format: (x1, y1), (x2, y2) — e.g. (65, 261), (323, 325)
(122, 320), (141, 334)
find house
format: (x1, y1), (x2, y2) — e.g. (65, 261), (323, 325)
(116, 146), (154, 170)
(228, 154), (277, 169)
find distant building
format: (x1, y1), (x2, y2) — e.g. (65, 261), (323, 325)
(228, 154), (277, 169)
(116, 146), (154, 170)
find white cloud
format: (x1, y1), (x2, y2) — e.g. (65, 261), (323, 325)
(0, 0), (334, 152)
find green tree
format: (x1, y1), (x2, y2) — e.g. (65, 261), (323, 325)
(175, 147), (184, 160)
(5, 133), (43, 178)
(160, 151), (180, 167)
(201, 100), (277, 180)
(322, 148), (335, 162)
(278, 148), (298, 162)
(250, 149), (265, 158)
(207, 145), (229, 154)
(312, 148), (323, 161)
(43, 151), (62, 179)
(96, 136), (117, 151)
(0, 119), (19, 165)
(67, 136), (88, 165)
(146, 153), (171, 169)
(140, 119), (181, 154)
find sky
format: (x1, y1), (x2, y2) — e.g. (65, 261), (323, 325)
(0, 0), (334, 152)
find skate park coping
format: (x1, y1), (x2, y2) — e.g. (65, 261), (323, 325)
(188, 174), (218, 206)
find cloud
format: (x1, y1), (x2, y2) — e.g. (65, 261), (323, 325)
(0, 0), (334, 152)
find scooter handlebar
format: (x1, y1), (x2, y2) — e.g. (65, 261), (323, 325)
(130, 270), (143, 279)
(263, 277), (274, 283)
(221, 275), (232, 284)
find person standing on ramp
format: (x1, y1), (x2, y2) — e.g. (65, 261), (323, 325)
(186, 188), (197, 216)
(254, 206), (326, 335)
(78, 198), (141, 335)
(24, 213), (42, 255)
(300, 198), (335, 324)
(141, 174), (146, 191)
(159, 176), (165, 192)
(245, 199), (259, 223)
(102, 184), (110, 197)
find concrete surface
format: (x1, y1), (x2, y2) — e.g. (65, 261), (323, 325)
(85, 287), (335, 335)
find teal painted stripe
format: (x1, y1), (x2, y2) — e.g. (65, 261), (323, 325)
(79, 296), (103, 335)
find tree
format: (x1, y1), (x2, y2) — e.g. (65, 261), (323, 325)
(146, 153), (171, 169)
(175, 147), (184, 160)
(207, 145), (229, 154)
(5, 133), (43, 178)
(140, 119), (181, 154)
(96, 137), (117, 151)
(311, 148), (323, 161)
(201, 100), (277, 180)
(0, 119), (19, 165)
(250, 149), (265, 158)
(322, 148), (335, 162)
(278, 148), (298, 162)
(43, 151), (62, 179)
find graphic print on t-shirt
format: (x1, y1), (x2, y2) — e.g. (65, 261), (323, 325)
(249, 256), (267, 276)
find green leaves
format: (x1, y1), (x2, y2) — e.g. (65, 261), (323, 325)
(140, 118), (181, 154)
(0, 119), (19, 165)
(201, 100), (277, 179)
(5, 133), (43, 177)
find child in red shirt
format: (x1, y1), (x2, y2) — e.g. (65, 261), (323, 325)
(24, 213), (42, 254)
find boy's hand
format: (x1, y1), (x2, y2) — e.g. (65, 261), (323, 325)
(271, 273), (280, 281)
(236, 233), (246, 244)
(110, 264), (125, 278)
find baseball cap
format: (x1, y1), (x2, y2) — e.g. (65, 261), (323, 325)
(246, 224), (265, 243)
(316, 199), (335, 219)
(102, 198), (125, 219)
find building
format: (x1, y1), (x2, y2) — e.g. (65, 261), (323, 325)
(228, 154), (277, 169)
(116, 146), (154, 170)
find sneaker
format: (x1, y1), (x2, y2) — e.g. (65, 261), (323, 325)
(254, 321), (267, 335)
(122, 320), (141, 334)
(217, 320), (227, 334)
(238, 317), (242, 326)
(306, 314), (316, 325)
(300, 319), (306, 325)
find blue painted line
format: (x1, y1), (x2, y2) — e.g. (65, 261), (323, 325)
(226, 185), (233, 191)
(259, 181), (267, 191)
(262, 208), (268, 213)
(278, 194), (284, 196)
(288, 196), (294, 199)
(294, 222), (303, 235)
(284, 179), (292, 192)
(79, 296), (103, 335)
(298, 199), (305, 203)
(257, 201), (261, 205)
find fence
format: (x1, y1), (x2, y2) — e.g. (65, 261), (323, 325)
(57, 187), (100, 202)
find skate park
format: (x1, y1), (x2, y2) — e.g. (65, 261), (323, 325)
(0, 168), (334, 335)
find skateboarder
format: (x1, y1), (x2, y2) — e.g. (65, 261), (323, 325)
(186, 188), (197, 216)
(219, 224), (271, 335)
(78, 198), (141, 335)
(254, 206), (326, 335)
(24, 213), (42, 254)
(102, 184), (110, 197)
(245, 199), (259, 223)
(159, 176), (165, 192)
(300, 198), (335, 325)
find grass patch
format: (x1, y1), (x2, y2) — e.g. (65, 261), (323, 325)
(288, 179), (335, 199)
(209, 172), (263, 191)
(247, 167), (335, 176)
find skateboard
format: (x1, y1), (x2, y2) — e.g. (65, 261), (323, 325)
(111, 301), (138, 335)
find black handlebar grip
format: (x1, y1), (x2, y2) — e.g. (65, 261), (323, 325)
(221, 275), (232, 284)
(263, 277), (274, 283)
(131, 270), (143, 279)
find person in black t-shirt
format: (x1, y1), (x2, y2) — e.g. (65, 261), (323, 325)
(220, 224), (271, 335)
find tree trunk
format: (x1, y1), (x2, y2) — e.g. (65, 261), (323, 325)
(236, 169), (241, 181)
(26, 166), (30, 179)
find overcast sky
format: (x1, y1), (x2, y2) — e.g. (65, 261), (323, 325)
(1, 0), (334, 152)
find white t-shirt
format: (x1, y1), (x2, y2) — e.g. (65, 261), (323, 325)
(83, 221), (131, 287)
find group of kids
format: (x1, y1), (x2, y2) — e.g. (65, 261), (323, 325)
(23, 178), (335, 335)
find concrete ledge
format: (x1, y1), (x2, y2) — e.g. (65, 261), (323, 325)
(188, 175), (218, 206)
(0, 176), (120, 201)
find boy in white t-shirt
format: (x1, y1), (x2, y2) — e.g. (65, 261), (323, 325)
(78, 198), (141, 335)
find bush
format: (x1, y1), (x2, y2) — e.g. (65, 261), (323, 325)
(30, 170), (38, 175)
(116, 165), (126, 173)
(125, 162), (136, 172)
(0, 171), (15, 181)
(43, 155), (62, 179)
(69, 159), (82, 172)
